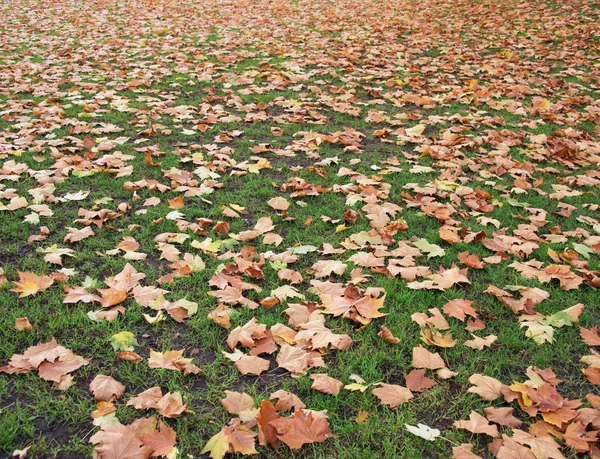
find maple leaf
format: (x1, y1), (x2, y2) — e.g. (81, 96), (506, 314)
(220, 391), (255, 415)
(147, 349), (200, 375)
(443, 299), (477, 322)
(63, 286), (101, 304)
(496, 434), (536, 459)
(267, 197), (290, 211)
(89, 375), (126, 401)
(464, 334), (497, 350)
(484, 407), (522, 428)
(511, 429), (564, 459)
(467, 374), (503, 401)
(276, 344), (311, 374)
(234, 355), (270, 376)
(201, 430), (229, 459)
(453, 411), (499, 437)
(11, 272), (54, 297)
(269, 390), (306, 411)
(412, 345), (446, 370)
(310, 374), (343, 396)
(127, 388), (163, 410)
(371, 383), (413, 408)
(580, 326), (600, 346)
(404, 369), (436, 392)
(270, 409), (335, 449)
(140, 421), (177, 457)
(413, 239), (445, 258)
(91, 422), (154, 459)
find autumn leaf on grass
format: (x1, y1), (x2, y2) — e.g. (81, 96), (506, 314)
(371, 383), (413, 408)
(467, 374), (503, 401)
(564, 421), (597, 453)
(140, 421), (177, 457)
(420, 326), (456, 348)
(89, 375), (126, 401)
(377, 326), (400, 344)
(457, 251), (485, 269)
(413, 239), (445, 258)
(148, 349), (200, 375)
(63, 286), (101, 304)
(64, 226), (94, 243)
(408, 266), (470, 291)
(439, 226), (461, 244)
(99, 288), (128, 308)
(221, 391), (256, 415)
(452, 443), (483, 459)
(38, 245), (75, 266)
(443, 299), (478, 322)
(453, 411), (499, 437)
(580, 326), (600, 346)
(311, 260), (347, 278)
(14, 317), (33, 331)
(310, 374), (343, 396)
(267, 197), (290, 212)
(257, 399), (283, 448)
(11, 272), (54, 297)
(583, 367), (600, 385)
(511, 429), (563, 459)
(405, 423), (440, 441)
(276, 344), (312, 375)
(412, 345), (446, 370)
(91, 422), (153, 459)
(128, 387), (163, 410)
(464, 334), (497, 350)
(202, 423), (258, 458)
(405, 369), (436, 392)
(484, 407), (522, 428)
(127, 388), (187, 418)
(269, 390), (306, 412)
(2, 338), (87, 389)
(520, 321), (554, 345)
(91, 417), (178, 459)
(348, 252), (385, 268)
(235, 355), (270, 376)
(227, 318), (268, 350)
(270, 409), (335, 449)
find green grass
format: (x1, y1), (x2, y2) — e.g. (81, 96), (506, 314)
(1, 0), (599, 457)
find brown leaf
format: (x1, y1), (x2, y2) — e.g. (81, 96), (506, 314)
(310, 374), (343, 396)
(89, 375), (126, 401)
(371, 383), (413, 408)
(269, 390), (306, 411)
(443, 299), (477, 322)
(14, 317), (33, 331)
(377, 325), (400, 344)
(235, 355), (270, 376)
(484, 407), (522, 428)
(468, 374), (503, 401)
(453, 411), (499, 437)
(11, 272), (54, 298)
(270, 409), (335, 449)
(220, 391), (255, 415)
(404, 369), (436, 392)
(411, 345), (446, 369)
(140, 421), (177, 457)
(580, 326), (600, 346)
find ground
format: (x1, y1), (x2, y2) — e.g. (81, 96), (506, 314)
(1, 0), (600, 457)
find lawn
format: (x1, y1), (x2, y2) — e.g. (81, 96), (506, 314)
(1, 0), (600, 457)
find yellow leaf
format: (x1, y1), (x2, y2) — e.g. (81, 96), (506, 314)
(201, 430), (229, 459)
